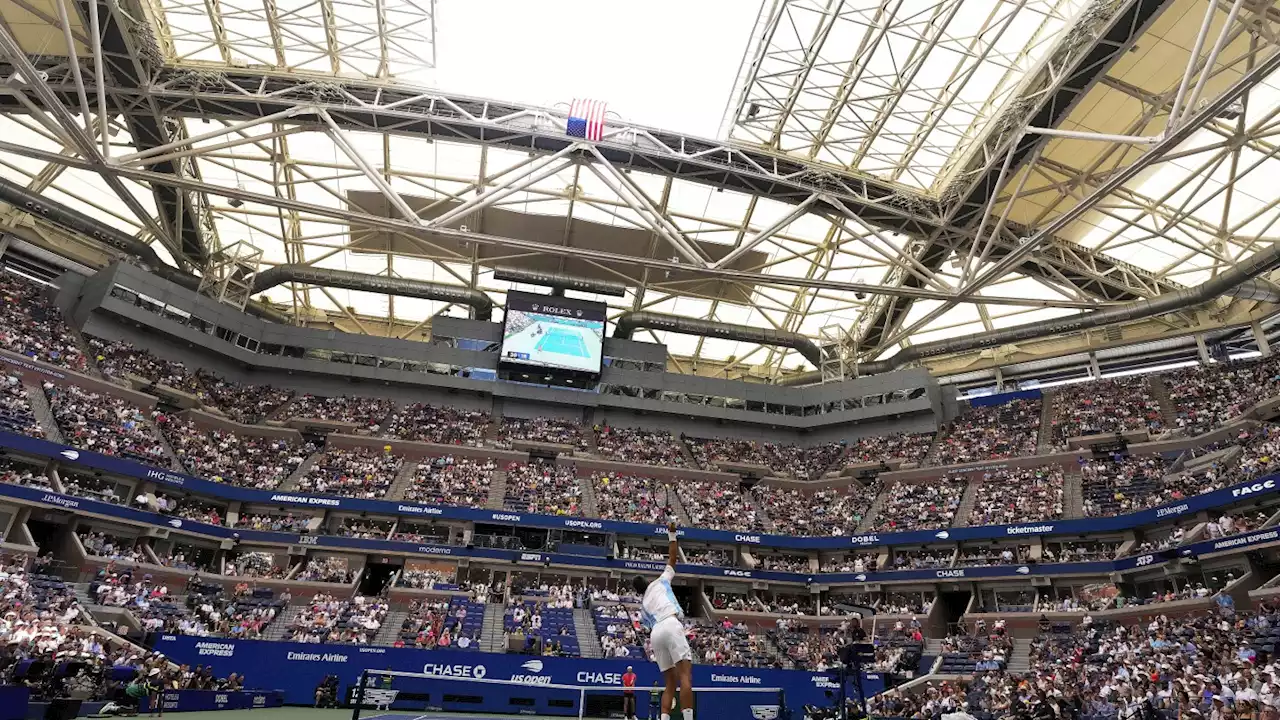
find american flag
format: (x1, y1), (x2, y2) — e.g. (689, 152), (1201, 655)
(566, 98), (607, 142)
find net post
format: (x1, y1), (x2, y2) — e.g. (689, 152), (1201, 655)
(777, 688), (786, 720)
(579, 687), (586, 720)
(351, 669), (366, 720)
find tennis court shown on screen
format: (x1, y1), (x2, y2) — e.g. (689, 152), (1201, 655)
(501, 293), (606, 375)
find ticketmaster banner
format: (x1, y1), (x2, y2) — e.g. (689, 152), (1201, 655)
(152, 635), (884, 717)
(1, 429), (1276, 550)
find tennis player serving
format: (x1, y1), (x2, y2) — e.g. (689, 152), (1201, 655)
(631, 520), (693, 720)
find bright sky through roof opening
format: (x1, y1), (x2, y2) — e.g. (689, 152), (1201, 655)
(430, 0), (759, 138)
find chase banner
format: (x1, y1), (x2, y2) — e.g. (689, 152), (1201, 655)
(152, 635), (883, 717)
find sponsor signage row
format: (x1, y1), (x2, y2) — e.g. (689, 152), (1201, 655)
(1, 430), (1277, 551)
(0, 481), (1253, 584)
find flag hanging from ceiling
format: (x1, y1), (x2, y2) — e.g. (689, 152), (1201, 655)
(566, 98), (607, 142)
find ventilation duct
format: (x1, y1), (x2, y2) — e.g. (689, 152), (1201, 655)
(251, 265), (494, 321)
(778, 241), (1280, 386)
(613, 311), (825, 367)
(493, 266), (628, 297)
(0, 177), (288, 324)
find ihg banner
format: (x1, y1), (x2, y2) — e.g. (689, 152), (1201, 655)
(152, 635), (884, 717)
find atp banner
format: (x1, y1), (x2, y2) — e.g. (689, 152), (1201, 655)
(0, 482), (1195, 584)
(151, 635), (883, 717)
(1, 429), (1275, 550)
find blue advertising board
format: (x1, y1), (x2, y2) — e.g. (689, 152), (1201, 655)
(158, 689), (284, 712)
(0, 481), (1189, 583)
(1, 429), (1275, 552)
(151, 635), (882, 717)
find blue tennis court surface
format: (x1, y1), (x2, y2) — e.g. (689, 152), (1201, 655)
(535, 327), (589, 358)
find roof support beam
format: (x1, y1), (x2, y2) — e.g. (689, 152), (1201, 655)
(712, 193), (820, 269)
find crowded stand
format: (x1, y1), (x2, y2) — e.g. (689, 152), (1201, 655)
(891, 548), (954, 569)
(846, 431), (935, 465)
(496, 416), (584, 449)
(502, 460), (582, 516)
(391, 521), (451, 545)
(1080, 454), (1189, 516)
(285, 394), (393, 429)
(1165, 355), (1280, 434)
(87, 337), (203, 394)
(78, 530), (146, 562)
(955, 544), (1030, 567)
(224, 551), (288, 579)
(755, 553), (812, 573)
(0, 272), (88, 372)
(194, 369), (294, 424)
(594, 602), (645, 660)
(288, 593), (387, 644)
(1043, 540), (1122, 562)
(396, 597), (482, 650)
(677, 480), (765, 532)
(294, 557), (355, 584)
(396, 567), (455, 590)
(681, 548), (734, 567)
(46, 383), (168, 465)
(296, 446), (403, 499)
(821, 553), (879, 573)
(0, 374), (41, 438)
(233, 512), (310, 533)
(382, 402), (490, 445)
(594, 425), (689, 466)
(1049, 377), (1163, 446)
(881, 591), (934, 615)
(685, 436), (774, 470)
(590, 472), (672, 523)
(170, 498), (224, 526)
(334, 517), (393, 539)
(403, 456), (494, 508)
(0, 457), (51, 488)
(934, 397), (1041, 465)
(966, 466), (1065, 526)
(685, 437), (841, 478)
(874, 605), (1280, 720)
(871, 479), (966, 532)
(60, 471), (121, 503)
(686, 620), (780, 668)
(161, 417), (312, 489)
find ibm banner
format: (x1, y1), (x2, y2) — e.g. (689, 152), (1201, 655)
(152, 636), (883, 718)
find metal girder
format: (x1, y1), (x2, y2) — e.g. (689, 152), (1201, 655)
(855, 0), (1189, 354)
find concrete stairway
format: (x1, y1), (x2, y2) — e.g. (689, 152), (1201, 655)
(148, 419), (186, 472)
(760, 632), (794, 669)
(372, 610), (408, 646)
(1148, 375), (1179, 428)
(1006, 640), (1032, 674)
(1037, 393), (1056, 452)
(573, 609), (603, 659)
(855, 484), (892, 532)
(485, 470), (508, 510)
(480, 603), (506, 653)
(581, 424), (600, 456)
(924, 638), (946, 656)
(261, 606), (305, 641)
(265, 396), (297, 422)
(278, 448), (324, 492)
(749, 490), (776, 532)
(923, 429), (946, 466)
(69, 327), (105, 379)
(387, 461), (420, 501)
(678, 437), (700, 468)
(1063, 472), (1085, 518)
(668, 488), (693, 526)
(579, 475), (600, 518)
(26, 381), (65, 444)
(951, 478), (982, 528)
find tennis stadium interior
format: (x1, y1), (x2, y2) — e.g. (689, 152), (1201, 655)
(2, 0), (1280, 718)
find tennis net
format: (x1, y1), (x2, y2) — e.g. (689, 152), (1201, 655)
(349, 667), (787, 720)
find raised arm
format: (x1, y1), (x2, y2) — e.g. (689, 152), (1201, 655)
(667, 520), (679, 568)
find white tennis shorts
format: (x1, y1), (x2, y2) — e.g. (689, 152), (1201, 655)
(650, 616), (692, 672)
